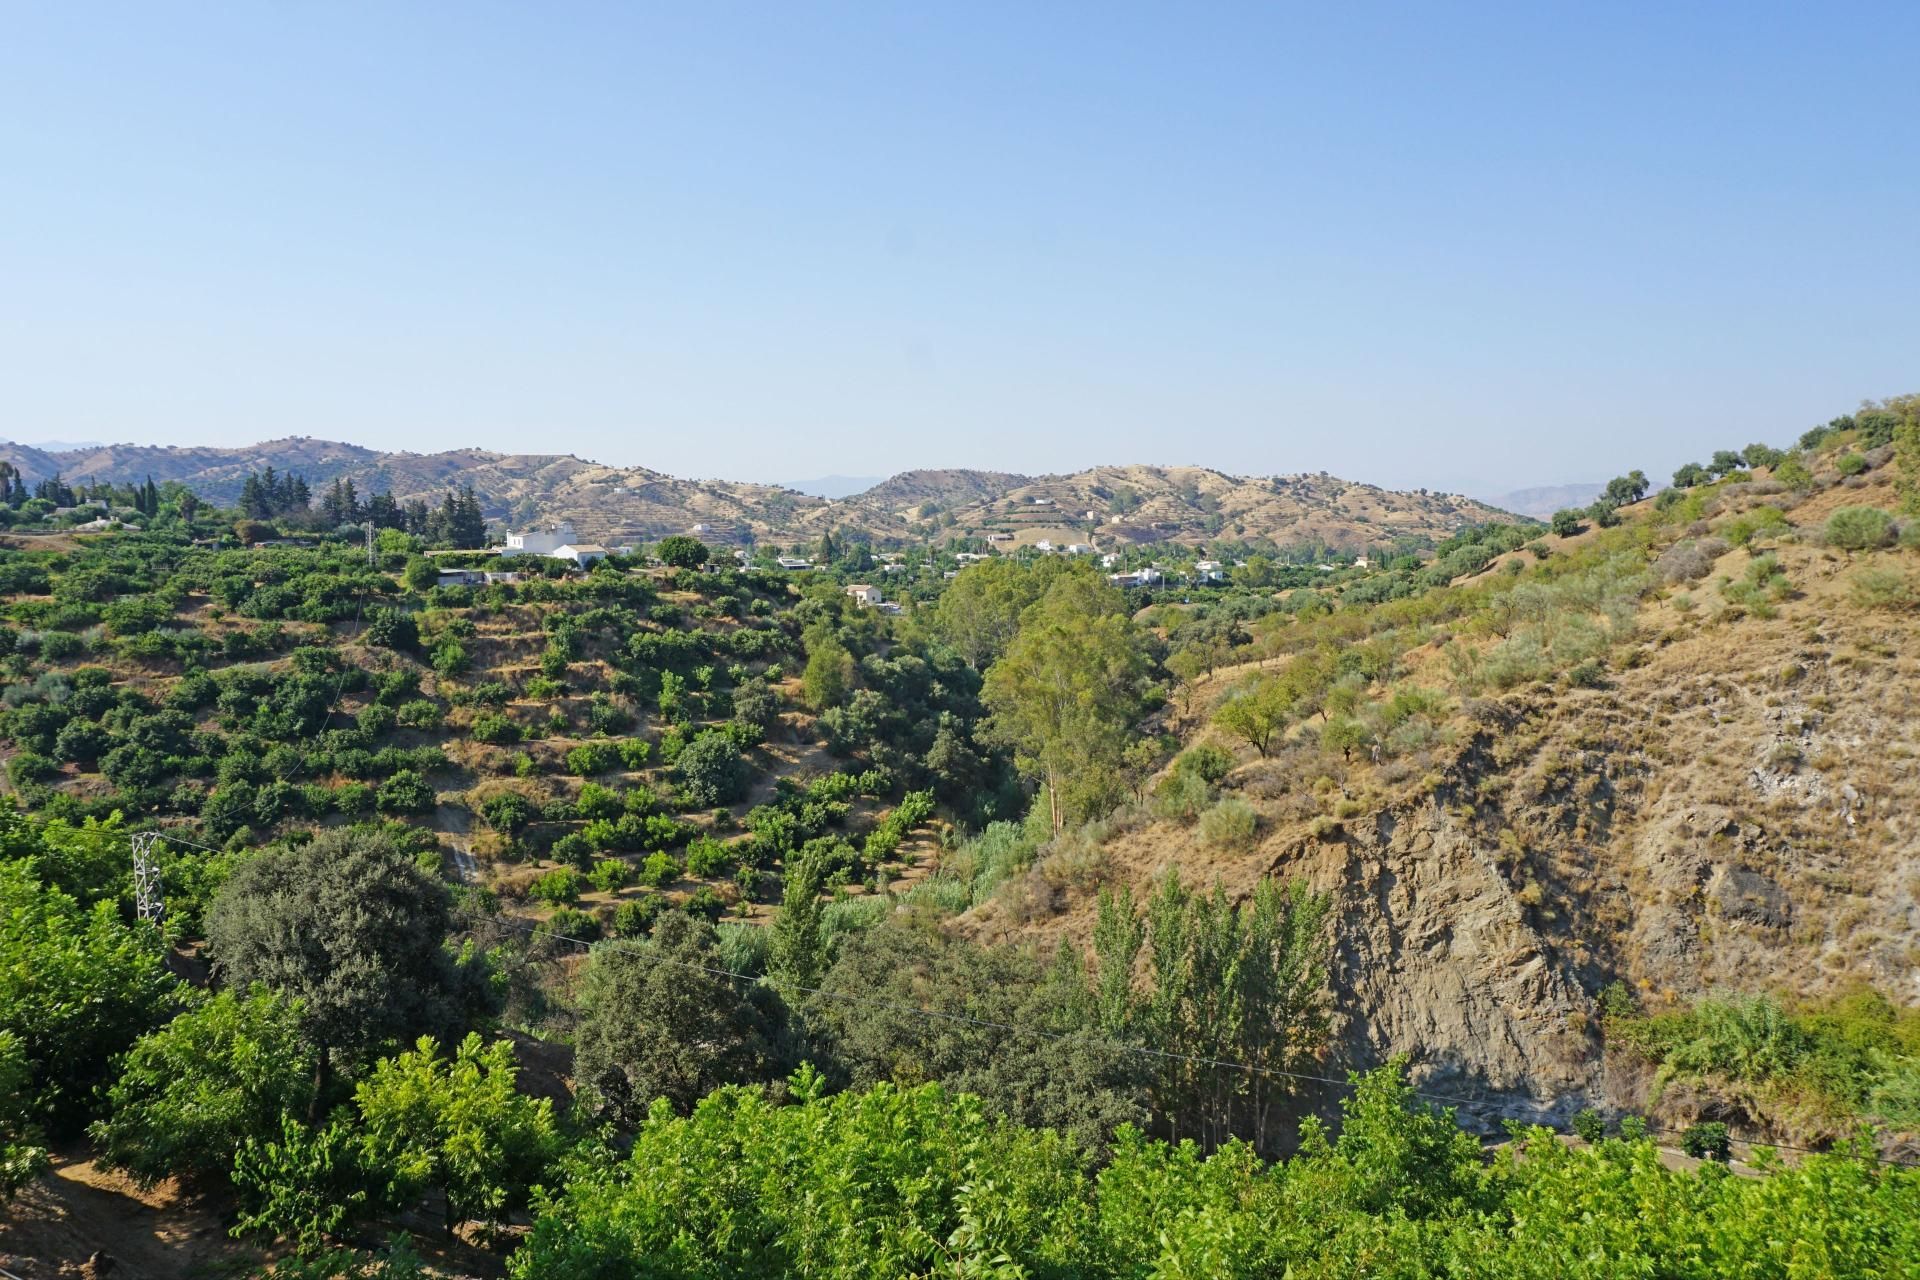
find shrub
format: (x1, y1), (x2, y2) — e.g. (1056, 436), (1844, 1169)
(676, 731), (747, 807)
(636, 851), (679, 887)
(546, 905), (601, 941)
(1656, 537), (1728, 582)
(361, 609), (418, 652)
(685, 835), (733, 878)
(1565, 660), (1606, 689)
(1198, 797), (1258, 850)
(480, 792), (535, 835)
(1835, 451), (1869, 477)
(565, 742), (621, 776)
(1571, 1108), (1605, 1143)
(1175, 742), (1236, 784)
(375, 770), (435, 814)
(1849, 566), (1919, 612)
(574, 781), (623, 821)
(471, 713), (520, 745)
(1680, 1121), (1731, 1162)
(617, 739), (653, 769)
(1825, 506), (1894, 551)
(612, 895), (663, 937)
(394, 699), (442, 730)
(683, 884), (727, 921)
(550, 833), (594, 869)
(589, 859), (630, 893)
(1151, 770), (1214, 824)
(528, 867), (581, 905)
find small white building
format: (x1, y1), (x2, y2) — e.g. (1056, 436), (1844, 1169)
(776, 556), (813, 571)
(845, 583), (884, 607)
(1035, 539), (1055, 553)
(1353, 555), (1371, 569)
(1029, 497), (1054, 507)
(955, 552), (990, 564)
(1100, 553), (1121, 569)
(1108, 567), (1164, 589)
(1194, 559), (1225, 583)
(505, 521), (579, 555)
(551, 543), (610, 566)
(1065, 543), (1094, 555)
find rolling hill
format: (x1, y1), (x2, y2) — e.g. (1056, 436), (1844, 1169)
(0, 437), (1522, 554)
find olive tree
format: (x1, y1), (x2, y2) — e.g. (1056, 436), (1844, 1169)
(207, 827), (474, 1110)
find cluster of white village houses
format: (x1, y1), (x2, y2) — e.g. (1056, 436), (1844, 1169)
(444, 519), (1372, 602)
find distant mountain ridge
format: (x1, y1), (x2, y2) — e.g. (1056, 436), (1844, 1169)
(1484, 483), (1605, 518)
(780, 475), (885, 500)
(0, 436), (1524, 551)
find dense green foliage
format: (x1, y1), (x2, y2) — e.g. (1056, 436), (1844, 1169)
(4, 419), (1917, 1263)
(1612, 989), (1920, 1135)
(512, 1061), (1920, 1279)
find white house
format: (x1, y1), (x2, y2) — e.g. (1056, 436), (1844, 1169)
(1108, 567), (1164, 589)
(551, 543), (610, 566)
(505, 521), (578, 555)
(955, 552), (990, 564)
(1100, 553), (1121, 569)
(845, 583), (884, 606)
(1353, 554), (1371, 569)
(1034, 539), (1055, 553)
(1029, 497), (1054, 507)
(776, 556), (813, 571)
(1194, 559), (1225, 583)
(1065, 543), (1094, 555)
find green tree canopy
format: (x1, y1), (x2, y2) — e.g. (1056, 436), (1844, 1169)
(94, 986), (315, 1189)
(206, 827), (471, 1104)
(982, 572), (1148, 832)
(575, 911), (792, 1125)
(655, 535), (710, 570)
(0, 859), (176, 1133)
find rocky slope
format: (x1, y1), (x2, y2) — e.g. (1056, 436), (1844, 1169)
(0, 438), (1520, 553)
(967, 459), (1919, 1136)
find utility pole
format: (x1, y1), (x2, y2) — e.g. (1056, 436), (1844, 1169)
(366, 521), (376, 569)
(131, 831), (164, 925)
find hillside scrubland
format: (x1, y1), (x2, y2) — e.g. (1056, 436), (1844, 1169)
(1, 398), (1917, 1276)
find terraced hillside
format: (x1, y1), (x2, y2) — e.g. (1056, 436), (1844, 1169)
(0, 542), (993, 954)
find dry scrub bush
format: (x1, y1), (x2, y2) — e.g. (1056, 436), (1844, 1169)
(1198, 797), (1259, 850)
(1658, 537), (1735, 583)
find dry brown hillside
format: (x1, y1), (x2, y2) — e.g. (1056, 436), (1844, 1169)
(962, 448), (1920, 1140)
(0, 438), (1519, 553)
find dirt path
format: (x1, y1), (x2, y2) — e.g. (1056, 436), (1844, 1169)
(0, 1149), (258, 1279)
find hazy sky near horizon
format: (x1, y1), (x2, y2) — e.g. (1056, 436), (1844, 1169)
(3, 3), (1915, 497)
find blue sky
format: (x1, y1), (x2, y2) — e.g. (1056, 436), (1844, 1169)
(2, 2), (1914, 497)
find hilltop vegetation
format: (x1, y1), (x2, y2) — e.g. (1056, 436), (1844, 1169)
(1, 395), (1917, 1274)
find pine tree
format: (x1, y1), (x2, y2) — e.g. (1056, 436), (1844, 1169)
(451, 485), (486, 549)
(240, 474), (271, 520)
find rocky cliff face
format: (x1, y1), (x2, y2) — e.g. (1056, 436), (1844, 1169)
(970, 491), (1920, 1133)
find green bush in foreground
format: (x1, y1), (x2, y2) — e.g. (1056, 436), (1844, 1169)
(512, 1060), (1920, 1279)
